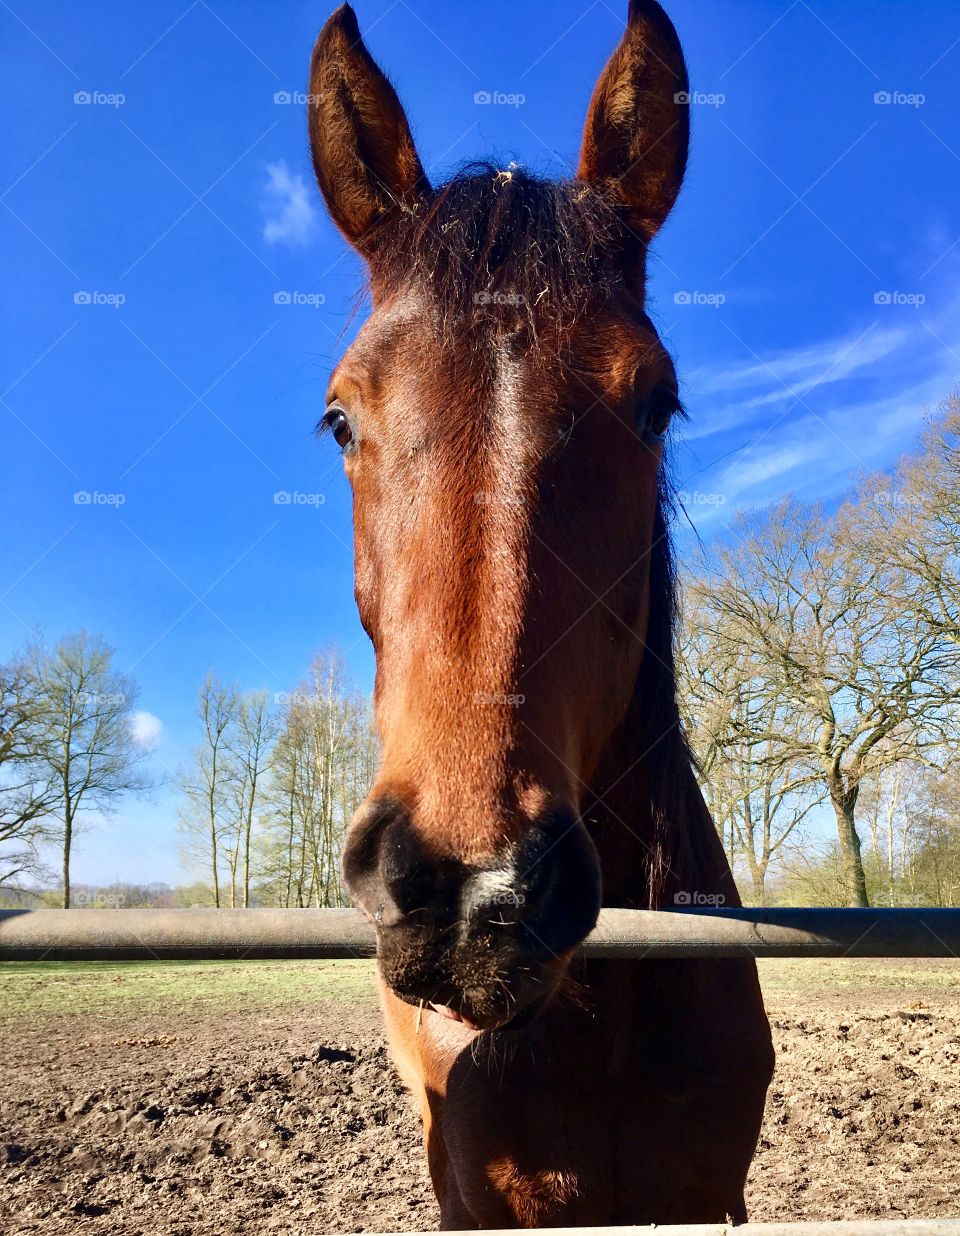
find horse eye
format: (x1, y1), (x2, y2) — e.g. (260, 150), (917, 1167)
(643, 385), (680, 444)
(324, 406), (354, 450)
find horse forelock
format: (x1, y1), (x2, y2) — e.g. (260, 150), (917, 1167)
(368, 164), (632, 342)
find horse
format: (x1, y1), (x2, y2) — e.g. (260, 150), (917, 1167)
(307, 1), (774, 1226)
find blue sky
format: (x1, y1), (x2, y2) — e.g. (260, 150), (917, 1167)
(2, 0), (959, 886)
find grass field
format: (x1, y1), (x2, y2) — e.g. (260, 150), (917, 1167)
(0, 958), (379, 1015)
(1, 955), (957, 1017)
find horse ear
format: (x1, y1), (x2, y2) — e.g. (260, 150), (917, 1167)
(577, 0), (689, 242)
(308, 4), (428, 256)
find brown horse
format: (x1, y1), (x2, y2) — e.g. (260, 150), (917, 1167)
(308, 1), (774, 1226)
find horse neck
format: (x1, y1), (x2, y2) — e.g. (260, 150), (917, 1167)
(573, 489), (741, 910)
(582, 665), (741, 912)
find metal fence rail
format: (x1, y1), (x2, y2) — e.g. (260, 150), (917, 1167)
(1, 906), (958, 962)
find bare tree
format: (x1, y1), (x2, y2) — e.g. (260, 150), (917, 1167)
(898, 763), (960, 907)
(27, 633), (149, 908)
(0, 651), (60, 888)
(776, 839), (853, 907)
(266, 701), (313, 908)
(777, 761), (960, 908)
(178, 673), (239, 908)
(223, 690), (277, 908)
(856, 766), (906, 906)
(258, 648), (377, 907)
(852, 394), (960, 650)
(679, 591), (823, 903)
(699, 499), (959, 906)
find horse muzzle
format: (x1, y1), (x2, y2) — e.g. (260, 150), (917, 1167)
(343, 798), (602, 1031)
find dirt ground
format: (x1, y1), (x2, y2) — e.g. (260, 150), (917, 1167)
(1, 960), (958, 1234)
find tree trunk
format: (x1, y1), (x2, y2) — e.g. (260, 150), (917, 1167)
(749, 863), (767, 906)
(885, 770), (901, 907)
(831, 788), (870, 907)
(243, 759), (260, 910)
(210, 818), (220, 908)
(61, 798), (72, 910)
(284, 789), (296, 910)
(243, 797), (254, 909)
(243, 822), (251, 909)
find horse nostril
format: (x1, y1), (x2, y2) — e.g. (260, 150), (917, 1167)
(381, 841), (442, 918)
(343, 794), (465, 929)
(509, 809), (602, 957)
(342, 795), (416, 925)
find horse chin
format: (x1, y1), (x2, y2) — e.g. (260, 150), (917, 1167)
(426, 987), (554, 1034)
(486, 987), (557, 1034)
(413, 961), (567, 1034)
(377, 923), (576, 1033)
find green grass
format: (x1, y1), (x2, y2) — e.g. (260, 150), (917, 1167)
(1, 956), (957, 1019)
(756, 956), (960, 993)
(0, 958), (379, 1017)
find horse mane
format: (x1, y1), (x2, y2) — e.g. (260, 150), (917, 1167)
(636, 470), (704, 905)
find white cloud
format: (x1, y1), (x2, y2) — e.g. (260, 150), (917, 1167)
(131, 710), (163, 749)
(261, 160), (317, 247)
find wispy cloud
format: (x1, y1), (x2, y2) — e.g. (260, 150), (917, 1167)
(688, 326), (908, 401)
(677, 288), (960, 532)
(682, 325), (911, 440)
(261, 160), (316, 247)
(708, 378), (945, 509)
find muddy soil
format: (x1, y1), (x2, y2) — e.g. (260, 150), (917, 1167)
(2, 990), (958, 1233)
